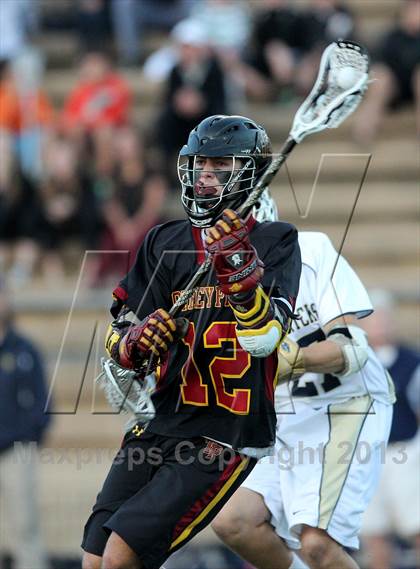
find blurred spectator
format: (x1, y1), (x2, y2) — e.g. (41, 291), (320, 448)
(353, 0), (420, 144)
(92, 126), (167, 282)
(143, 18), (208, 83)
(190, 0), (252, 108)
(11, 49), (55, 181)
(0, 52), (54, 181)
(0, 0), (39, 60)
(360, 290), (420, 569)
(111, 0), (191, 65)
(0, 61), (16, 192)
(244, 0), (355, 101)
(0, 283), (51, 568)
(296, 0), (355, 53)
(191, 0), (251, 56)
(36, 138), (101, 281)
(293, 0), (356, 95)
(0, 56), (53, 286)
(61, 50), (132, 177)
(155, 19), (227, 187)
(77, 0), (111, 52)
(244, 0), (302, 100)
(143, 4), (250, 106)
(0, 169), (40, 288)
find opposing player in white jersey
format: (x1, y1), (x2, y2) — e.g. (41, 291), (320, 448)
(212, 190), (395, 569)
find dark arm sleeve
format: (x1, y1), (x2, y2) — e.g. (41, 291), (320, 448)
(111, 225), (171, 319)
(261, 223), (301, 316)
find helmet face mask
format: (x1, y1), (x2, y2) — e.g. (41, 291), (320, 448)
(179, 154), (256, 223)
(178, 115), (272, 227)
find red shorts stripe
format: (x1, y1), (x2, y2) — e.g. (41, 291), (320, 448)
(170, 453), (249, 550)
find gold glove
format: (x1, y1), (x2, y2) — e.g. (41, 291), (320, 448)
(277, 337), (306, 383)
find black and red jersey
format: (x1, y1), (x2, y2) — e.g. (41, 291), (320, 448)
(112, 216), (301, 451)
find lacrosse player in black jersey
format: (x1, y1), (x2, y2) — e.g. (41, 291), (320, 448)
(81, 115), (301, 569)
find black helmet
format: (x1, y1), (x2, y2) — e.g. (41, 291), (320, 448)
(178, 115), (272, 227)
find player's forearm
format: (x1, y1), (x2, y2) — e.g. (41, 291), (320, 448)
(229, 286), (284, 330)
(230, 286), (290, 358)
(278, 323), (370, 382)
(204, 209), (291, 358)
(301, 340), (346, 375)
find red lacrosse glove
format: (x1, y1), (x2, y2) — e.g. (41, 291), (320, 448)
(205, 209), (264, 295)
(118, 309), (184, 370)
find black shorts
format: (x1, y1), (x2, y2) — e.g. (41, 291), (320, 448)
(82, 429), (256, 569)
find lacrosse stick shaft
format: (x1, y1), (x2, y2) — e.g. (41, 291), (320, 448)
(169, 40), (369, 316)
(238, 137), (296, 218)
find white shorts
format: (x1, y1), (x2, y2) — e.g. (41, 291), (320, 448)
(362, 432), (420, 538)
(242, 395), (393, 550)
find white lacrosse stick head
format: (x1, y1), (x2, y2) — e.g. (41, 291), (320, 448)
(290, 40), (369, 143)
(96, 358), (156, 426)
(253, 188), (279, 222)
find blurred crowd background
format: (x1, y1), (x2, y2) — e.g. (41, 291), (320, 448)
(0, 1), (418, 568)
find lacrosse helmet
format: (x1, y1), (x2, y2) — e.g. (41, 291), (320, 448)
(178, 115), (272, 227)
(254, 189), (279, 223)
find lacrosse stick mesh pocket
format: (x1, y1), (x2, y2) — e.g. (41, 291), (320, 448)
(96, 358), (156, 425)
